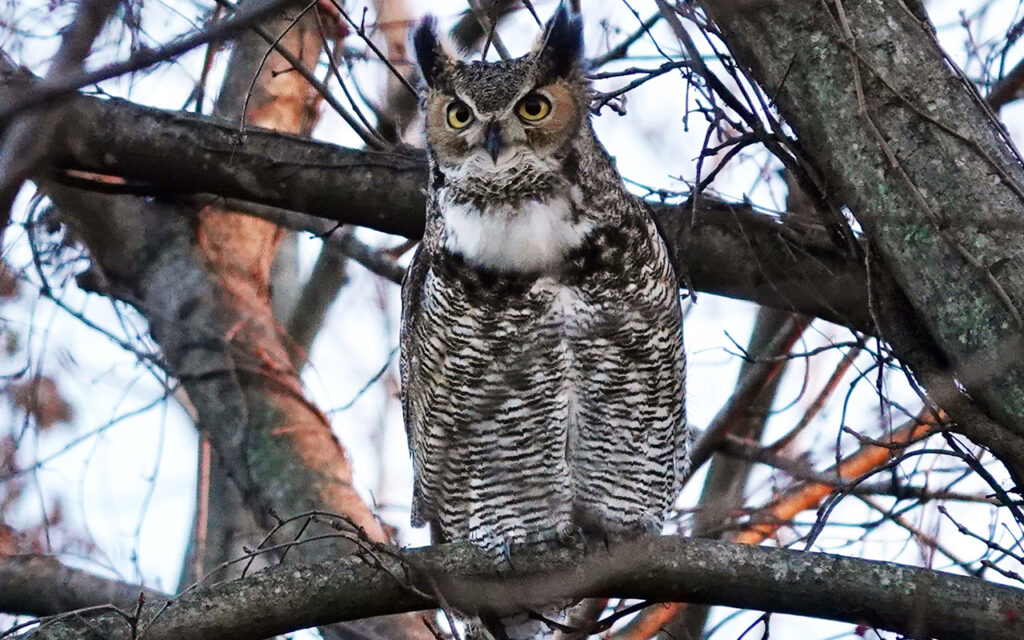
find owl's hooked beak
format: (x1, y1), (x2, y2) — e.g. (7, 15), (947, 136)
(483, 122), (503, 163)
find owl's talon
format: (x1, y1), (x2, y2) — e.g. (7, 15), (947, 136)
(500, 540), (515, 571)
(553, 522), (582, 545)
(552, 524), (589, 552)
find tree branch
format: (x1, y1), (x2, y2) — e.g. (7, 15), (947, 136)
(0, 555), (165, 618)
(0, 0), (119, 221)
(0, 0), (296, 125)
(699, 0), (1024, 454)
(987, 56), (1024, 111)
(17, 536), (1024, 640)
(20, 81), (877, 330)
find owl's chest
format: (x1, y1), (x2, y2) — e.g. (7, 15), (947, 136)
(423, 265), (594, 337)
(437, 190), (593, 274)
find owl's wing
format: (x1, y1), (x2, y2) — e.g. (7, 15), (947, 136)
(399, 242), (436, 527)
(569, 213), (687, 535)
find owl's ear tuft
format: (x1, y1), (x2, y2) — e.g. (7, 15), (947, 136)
(534, 2), (584, 80)
(413, 15), (451, 87)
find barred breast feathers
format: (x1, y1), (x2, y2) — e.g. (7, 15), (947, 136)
(402, 195), (685, 538)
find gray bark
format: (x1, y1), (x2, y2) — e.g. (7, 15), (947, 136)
(0, 555), (164, 617)
(178, 3), (300, 593)
(700, 0), (1024, 474)
(33, 6), (431, 635)
(0, 0), (119, 218)
(45, 181), (414, 638)
(20, 536), (1024, 640)
(43, 92), (426, 237)
(18, 81), (878, 329)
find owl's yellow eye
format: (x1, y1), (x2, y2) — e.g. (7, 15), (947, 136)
(517, 93), (551, 121)
(446, 101), (474, 129)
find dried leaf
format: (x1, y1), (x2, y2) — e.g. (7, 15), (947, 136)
(0, 524), (20, 556)
(10, 376), (73, 430)
(0, 261), (18, 300)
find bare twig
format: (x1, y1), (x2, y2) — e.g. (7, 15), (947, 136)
(686, 316), (809, 476)
(987, 56), (1024, 111)
(588, 13), (661, 68)
(0, 0), (296, 125)
(192, 195), (405, 284)
(615, 414), (938, 639)
(467, 0), (512, 60)
(0, 0), (120, 223)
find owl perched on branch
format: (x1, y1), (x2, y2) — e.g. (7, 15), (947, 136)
(401, 0), (685, 597)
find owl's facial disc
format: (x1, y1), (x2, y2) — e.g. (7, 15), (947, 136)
(416, 3), (585, 193)
(425, 82), (579, 176)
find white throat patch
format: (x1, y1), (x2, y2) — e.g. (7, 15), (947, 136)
(441, 192), (593, 272)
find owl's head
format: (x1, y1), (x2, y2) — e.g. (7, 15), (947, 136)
(413, 4), (586, 185)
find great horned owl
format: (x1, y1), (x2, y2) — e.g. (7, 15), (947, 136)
(401, 1), (685, 558)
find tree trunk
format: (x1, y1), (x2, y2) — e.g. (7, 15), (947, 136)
(700, 0), (1024, 480)
(44, 2), (429, 637)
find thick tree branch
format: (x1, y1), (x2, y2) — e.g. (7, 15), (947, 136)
(19, 536), (1024, 640)
(0, 0), (118, 220)
(699, 0), (1024, 458)
(35, 91), (424, 237)
(37, 8), (431, 635)
(987, 56), (1024, 111)
(41, 180), (416, 636)
(0, 555), (165, 618)
(177, 0), (336, 602)
(19, 82), (876, 330)
(32, 6), (429, 637)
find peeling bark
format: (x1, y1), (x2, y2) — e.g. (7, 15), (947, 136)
(34, 4), (429, 638)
